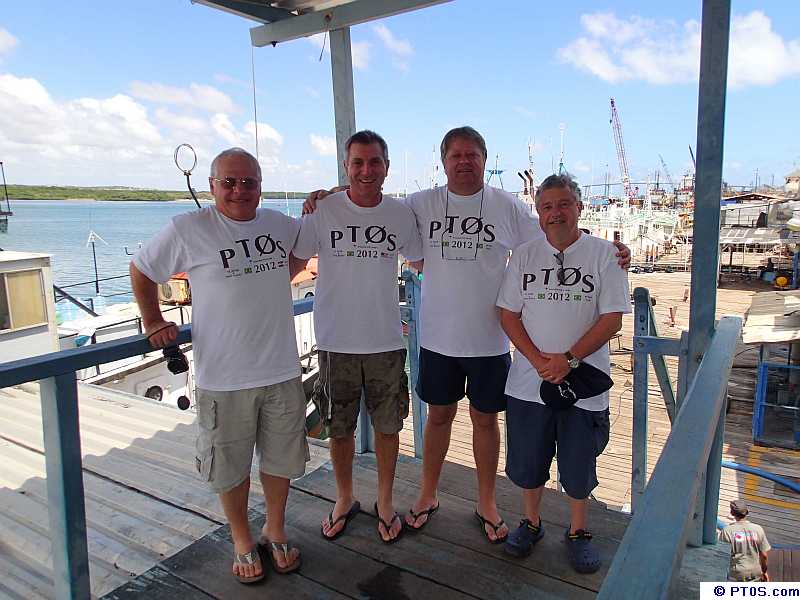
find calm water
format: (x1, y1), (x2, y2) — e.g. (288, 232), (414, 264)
(0, 199), (304, 307)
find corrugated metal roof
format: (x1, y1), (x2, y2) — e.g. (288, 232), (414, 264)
(741, 289), (800, 345)
(0, 382), (328, 598)
(718, 226), (785, 245)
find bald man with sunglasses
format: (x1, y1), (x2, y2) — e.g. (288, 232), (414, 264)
(131, 147), (309, 585)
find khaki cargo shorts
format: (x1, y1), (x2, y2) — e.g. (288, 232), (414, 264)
(313, 349), (410, 438)
(194, 377), (310, 494)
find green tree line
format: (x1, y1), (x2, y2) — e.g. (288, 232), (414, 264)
(5, 185), (309, 201)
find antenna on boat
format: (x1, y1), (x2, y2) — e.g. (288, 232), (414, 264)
(174, 144), (201, 209)
(86, 230), (108, 294)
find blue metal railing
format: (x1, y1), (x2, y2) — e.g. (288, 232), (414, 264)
(599, 313), (742, 599)
(0, 298), (317, 599)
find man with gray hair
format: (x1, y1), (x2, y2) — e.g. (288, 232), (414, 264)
(131, 147), (308, 584)
(497, 173), (629, 572)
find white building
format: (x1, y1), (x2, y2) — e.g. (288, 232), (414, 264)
(0, 251), (59, 362)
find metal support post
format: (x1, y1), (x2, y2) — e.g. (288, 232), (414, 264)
(631, 287), (650, 512)
(329, 27), (356, 187)
(404, 271), (426, 457)
(40, 373), (91, 599)
(686, 0), (731, 548)
(354, 391), (374, 454)
(704, 397), (726, 543)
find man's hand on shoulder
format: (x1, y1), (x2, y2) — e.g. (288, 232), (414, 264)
(302, 185), (349, 215)
(144, 320), (178, 349)
(613, 240), (631, 269)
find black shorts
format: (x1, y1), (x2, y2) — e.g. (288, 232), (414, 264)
(505, 396), (610, 499)
(415, 347), (510, 414)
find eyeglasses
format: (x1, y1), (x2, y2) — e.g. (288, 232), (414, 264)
(212, 177), (261, 190)
(554, 251), (566, 285)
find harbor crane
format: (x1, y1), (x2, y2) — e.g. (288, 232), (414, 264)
(658, 154), (675, 189)
(609, 98), (636, 206)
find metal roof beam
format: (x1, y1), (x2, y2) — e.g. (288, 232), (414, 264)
(250, 0), (452, 46)
(192, 0), (294, 24)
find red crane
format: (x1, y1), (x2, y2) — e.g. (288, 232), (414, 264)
(609, 98), (636, 204)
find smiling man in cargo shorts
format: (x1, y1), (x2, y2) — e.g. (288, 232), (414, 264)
(293, 130), (423, 544)
(130, 147), (309, 584)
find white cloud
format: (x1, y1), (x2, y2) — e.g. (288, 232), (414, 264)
(373, 24), (413, 57)
(0, 72), (292, 187)
(351, 41), (371, 70)
(213, 72), (248, 88)
(129, 81), (238, 113)
(310, 134), (336, 156)
(558, 10), (800, 88)
(0, 28), (18, 56)
(244, 120), (284, 147)
(308, 33), (371, 70)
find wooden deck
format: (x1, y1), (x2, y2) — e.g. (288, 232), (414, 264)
(105, 454), (727, 599)
(769, 547), (800, 582)
(399, 272), (800, 546)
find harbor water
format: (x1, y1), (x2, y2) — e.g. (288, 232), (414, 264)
(0, 199), (305, 318)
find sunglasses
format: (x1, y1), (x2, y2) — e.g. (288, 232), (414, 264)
(212, 176), (261, 190)
(554, 251), (567, 285)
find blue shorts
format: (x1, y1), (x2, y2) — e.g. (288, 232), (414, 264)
(415, 347), (510, 414)
(505, 396), (610, 499)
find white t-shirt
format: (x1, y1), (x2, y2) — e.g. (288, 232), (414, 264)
(293, 191), (423, 353)
(496, 233), (630, 410)
(134, 206), (301, 391)
(405, 185), (542, 357)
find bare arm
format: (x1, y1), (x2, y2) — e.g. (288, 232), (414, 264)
(759, 551), (770, 581)
(570, 312), (623, 360)
(540, 312), (623, 383)
(130, 262), (177, 349)
(499, 308), (548, 373)
(289, 253), (310, 280)
(302, 185), (349, 215)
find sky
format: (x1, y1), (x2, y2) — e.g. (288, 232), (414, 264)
(0, 0), (798, 194)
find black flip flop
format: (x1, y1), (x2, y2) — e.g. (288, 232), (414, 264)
(405, 502), (440, 532)
(321, 500), (361, 541)
(375, 502), (403, 544)
(474, 510), (508, 544)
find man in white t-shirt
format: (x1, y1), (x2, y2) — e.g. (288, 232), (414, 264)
(294, 130), (423, 544)
(130, 148), (308, 584)
(496, 173), (630, 573)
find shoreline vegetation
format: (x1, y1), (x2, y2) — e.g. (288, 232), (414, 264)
(5, 185), (308, 202)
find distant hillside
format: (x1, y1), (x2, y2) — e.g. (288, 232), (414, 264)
(5, 185), (309, 201)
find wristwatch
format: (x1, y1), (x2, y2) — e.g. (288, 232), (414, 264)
(564, 351), (580, 369)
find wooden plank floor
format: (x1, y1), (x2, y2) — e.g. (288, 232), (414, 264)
(768, 548), (800, 582)
(106, 454), (727, 599)
(400, 272), (800, 546)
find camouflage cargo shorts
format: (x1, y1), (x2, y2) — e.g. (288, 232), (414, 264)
(313, 349), (410, 438)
